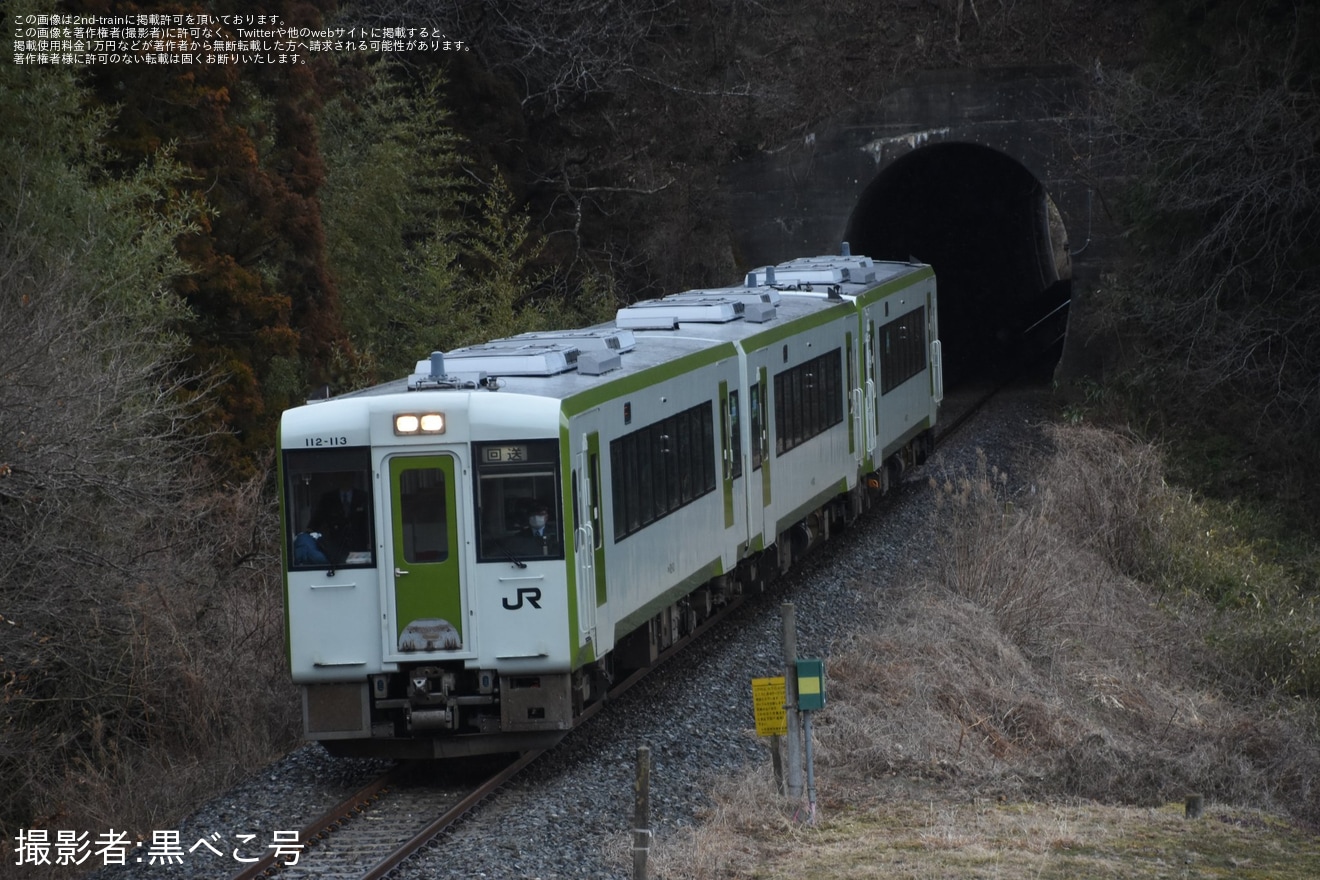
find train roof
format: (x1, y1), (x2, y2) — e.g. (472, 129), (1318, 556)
(317, 255), (932, 408)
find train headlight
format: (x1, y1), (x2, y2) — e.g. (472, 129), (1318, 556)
(394, 412), (445, 435)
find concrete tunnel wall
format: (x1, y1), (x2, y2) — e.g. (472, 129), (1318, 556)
(845, 142), (1071, 386)
(724, 67), (1110, 387)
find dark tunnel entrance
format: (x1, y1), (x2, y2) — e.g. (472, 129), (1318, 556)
(844, 142), (1071, 387)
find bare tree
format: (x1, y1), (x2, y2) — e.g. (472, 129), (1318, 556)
(1089, 24), (1320, 439)
(0, 227), (301, 845)
(0, 87), (299, 839)
(340, 0), (682, 114)
(333, 0), (1150, 303)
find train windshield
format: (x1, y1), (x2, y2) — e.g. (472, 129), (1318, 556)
(283, 447), (376, 569)
(473, 439), (563, 562)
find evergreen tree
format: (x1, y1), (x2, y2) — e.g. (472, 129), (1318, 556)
(0, 16), (208, 834)
(319, 62), (614, 382)
(78, 0), (349, 471)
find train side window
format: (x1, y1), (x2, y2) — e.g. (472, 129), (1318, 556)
(662, 417), (681, 513)
(651, 421), (671, 518)
(728, 390), (742, 479)
(284, 447), (375, 570)
(624, 433), (641, 533)
(637, 428), (655, 526)
(677, 410), (694, 503)
(719, 394), (731, 480)
(609, 400), (717, 542)
(773, 372), (785, 456)
(611, 447), (627, 539)
(700, 403), (716, 493)
(808, 367), (823, 438)
(790, 369), (803, 446)
(749, 382), (763, 471)
(773, 348), (845, 457)
(880, 307), (927, 395)
(825, 350), (843, 426)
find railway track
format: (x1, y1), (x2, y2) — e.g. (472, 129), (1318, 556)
(228, 573), (750, 880)
(934, 382), (1010, 447)
(227, 750), (538, 880)
(232, 358), (1054, 880)
(936, 317), (1065, 446)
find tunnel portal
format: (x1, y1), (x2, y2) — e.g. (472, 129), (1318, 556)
(845, 142), (1071, 386)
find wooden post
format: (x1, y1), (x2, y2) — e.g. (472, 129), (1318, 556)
(770, 734), (785, 795)
(633, 745), (652, 880)
(1185, 794), (1204, 819)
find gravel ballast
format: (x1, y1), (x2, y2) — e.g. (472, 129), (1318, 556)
(88, 386), (1051, 880)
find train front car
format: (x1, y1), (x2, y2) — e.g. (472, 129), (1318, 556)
(280, 362), (574, 758)
(278, 248), (941, 761)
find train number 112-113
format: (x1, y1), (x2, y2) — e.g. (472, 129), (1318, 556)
(304, 436), (349, 447)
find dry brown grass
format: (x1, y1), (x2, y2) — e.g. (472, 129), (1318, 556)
(652, 793), (1320, 880)
(652, 421), (1320, 877)
(0, 473), (297, 880)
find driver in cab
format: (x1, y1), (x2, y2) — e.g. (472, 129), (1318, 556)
(512, 502), (558, 557)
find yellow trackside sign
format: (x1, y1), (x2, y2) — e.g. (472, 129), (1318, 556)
(751, 676), (788, 737)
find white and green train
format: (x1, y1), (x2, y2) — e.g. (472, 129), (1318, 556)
(280, 248), (942, 758)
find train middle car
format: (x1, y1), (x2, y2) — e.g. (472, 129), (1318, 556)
(279, 251), (943, 758)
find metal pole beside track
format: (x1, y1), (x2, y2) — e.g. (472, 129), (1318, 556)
(803, 711), (818, 824)
(782, 602), (803, 802)
(633, 745), (652, 880)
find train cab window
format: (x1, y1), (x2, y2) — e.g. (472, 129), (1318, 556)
(284, 447), (376, 569)
(474, 440), (563, 562)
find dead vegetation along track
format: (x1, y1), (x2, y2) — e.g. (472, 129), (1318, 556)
(191, 382), (1034, 880)
(657, 392), (1320, 878)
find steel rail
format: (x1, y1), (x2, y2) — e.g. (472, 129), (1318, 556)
(225, 594), (748, 880)
(361, 748), (545, 879)
(228, 765), (408, 880)
(229, 353), (1052, 880)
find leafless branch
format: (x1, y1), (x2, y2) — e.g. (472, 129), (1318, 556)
(1088, 37), (1320, 428)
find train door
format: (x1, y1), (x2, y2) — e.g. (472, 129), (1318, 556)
(573, 430), (605, 651)
(929, 288), (945, 406)
(746, 364), (771, 550)
(719, 380), (739, 530)
(385, 455), (467, 656)
(847, 332), (862, 466)
(864, 317), (879, 465)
